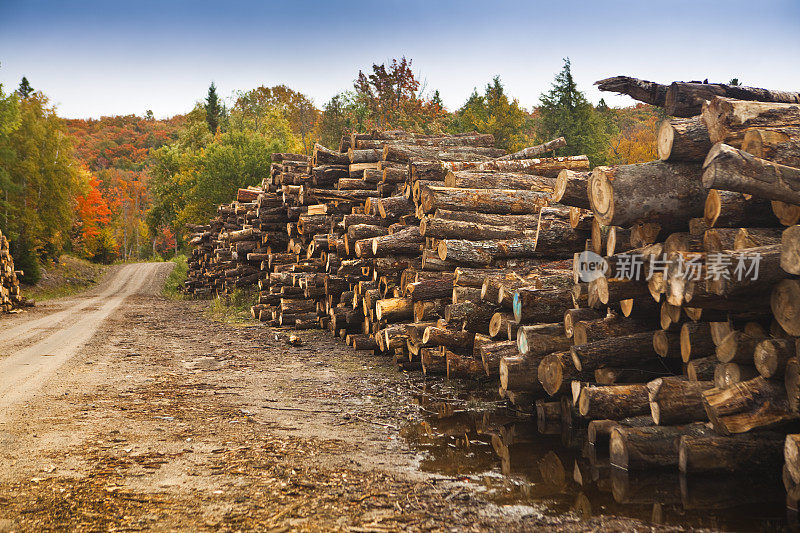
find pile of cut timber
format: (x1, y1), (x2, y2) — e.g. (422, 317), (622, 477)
(0, 229), (28, 313)
(185, 75), (800, 513)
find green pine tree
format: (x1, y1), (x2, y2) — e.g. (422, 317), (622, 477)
(537, 58), (611, 166)
(205, 82), (221, 134)
(17, 77), (33, 99)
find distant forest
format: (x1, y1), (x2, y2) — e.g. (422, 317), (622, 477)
(0, 58), (662, 280)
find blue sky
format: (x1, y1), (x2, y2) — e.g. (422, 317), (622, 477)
(1, 0), (798, 119)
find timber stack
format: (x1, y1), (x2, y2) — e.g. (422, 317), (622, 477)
(0, 229), (27, 313)
(185, 74), (800, 516)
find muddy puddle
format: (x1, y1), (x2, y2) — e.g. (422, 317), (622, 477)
(400, 378), (790, 532)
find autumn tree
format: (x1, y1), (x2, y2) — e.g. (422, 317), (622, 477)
(17, 77), (33, 99)
(317, 92), (368, 148)
(232, 85), (319, 153)
(205, 82), (221, 134)
(353, 57), (448, 133)
(537, 58), (611, 166)
(452, 77), (533, 151)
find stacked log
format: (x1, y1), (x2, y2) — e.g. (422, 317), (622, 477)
(185, 82), (800, 514)
(0, 229), (29, 313)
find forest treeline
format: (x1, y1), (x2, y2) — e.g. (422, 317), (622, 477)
(0, 58), (662, 281)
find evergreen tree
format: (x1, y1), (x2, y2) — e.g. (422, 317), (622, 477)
(205, 82), (221, 134)
(453, 77), (531, 151)
(537, 58), (611, 166)
(16, 77), (33, 99)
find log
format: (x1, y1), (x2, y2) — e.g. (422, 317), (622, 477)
(375, 297), (413, 322)
(422, 327), (474, 351)
(686, 356), (717, 382)
(496, 137), (566, 160)
(480, 340), (517, 377)
(773, 280), (800, 335)
(742, 126), (800, 168)
(647, 376), (714, 425)
(570, 332), (660, 372)
(754, 338), (795, 379)
(703, 143), (800, 206)
(610, 423), (714, 471)
(371, 226), (424, 256)
(538, 351), (590, 397)
(781, 225), (800, 274)
(421, 216), (536, 241)
(516, 323), (571, 356)
(716, 330), (765, 364)
(433, 209), (540, 229)
(578, 384), (650, 420)
(553, 170), (591, 209)
(420, 186), (549, 215)
(572, 315), (651, 346)
(589, 161), (705, 228)
(657, 117), (712, 162)
(513, 287), (574, 324)
(500, 355), (545, 394)
(702, 97), (800, 146)
(405, 278), (454, 301)
(594, 76), (668, 107)
(702, 376), (799, 435)
(679, 432), (785, 474)
(383, 144), (505, 163)
(733, 227), (782, 250)
(714, 363), (759, 389)
(786, 434), (800, 484)
(466, 155), (590, 177)
(786, 357), (800, 412)
(444, 170), (555, 191)
(563, 308), (602, 338)
(652, 330), (681, 359)
(680, 322), (716, 362)
(703, 189), (779, 229)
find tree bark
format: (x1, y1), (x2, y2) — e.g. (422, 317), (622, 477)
(647, 376), (714, 425)
(513, 287), (574, 324)
(703, 143), (800, 205)
(703, 189), (779, 229)
(421, 186), (550, 215)
(572, 315), (652, 345)
(570, 331), (659, 372)
(589, 161), (705, 228)
(657, 117), (712, 162)
(754, 338), (795, 378)
(553, 169), (590, 209)
(578, 384), (650, 420)
(742, 126), (800, 168)
(610, 424), (714, 471)
(538, 351), (590, 396)
(383, 144), (505, 163)
(773, 280), (800, 335)
(702, 376), (799, 435)
(686, 356), (717, 382)
(444, 170), (555, 191)
(680, 321), (716, 362)
(781, 225), (800, 274)
(515, 322), (570, 356)
(496, 137), (567, 160)
(702, 97), (800, 146)
(594, 76), (668, 107)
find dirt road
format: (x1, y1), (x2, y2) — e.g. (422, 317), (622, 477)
(0, 263), (653, 532)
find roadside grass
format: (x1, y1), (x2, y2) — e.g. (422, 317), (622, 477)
(206, 287), (259, 325)
(24, 255), (108, 302)
(162, 254), (188, 299)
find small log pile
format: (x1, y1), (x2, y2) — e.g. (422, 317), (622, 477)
(0, 229), (28, 313)
(186, 75), (800, 510)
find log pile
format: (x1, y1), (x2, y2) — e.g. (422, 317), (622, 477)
(185, 75), (800, 515)
(0, 229), (28, 313)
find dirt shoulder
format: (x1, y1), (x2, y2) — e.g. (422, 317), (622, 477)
(0, 269), (664, 532)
